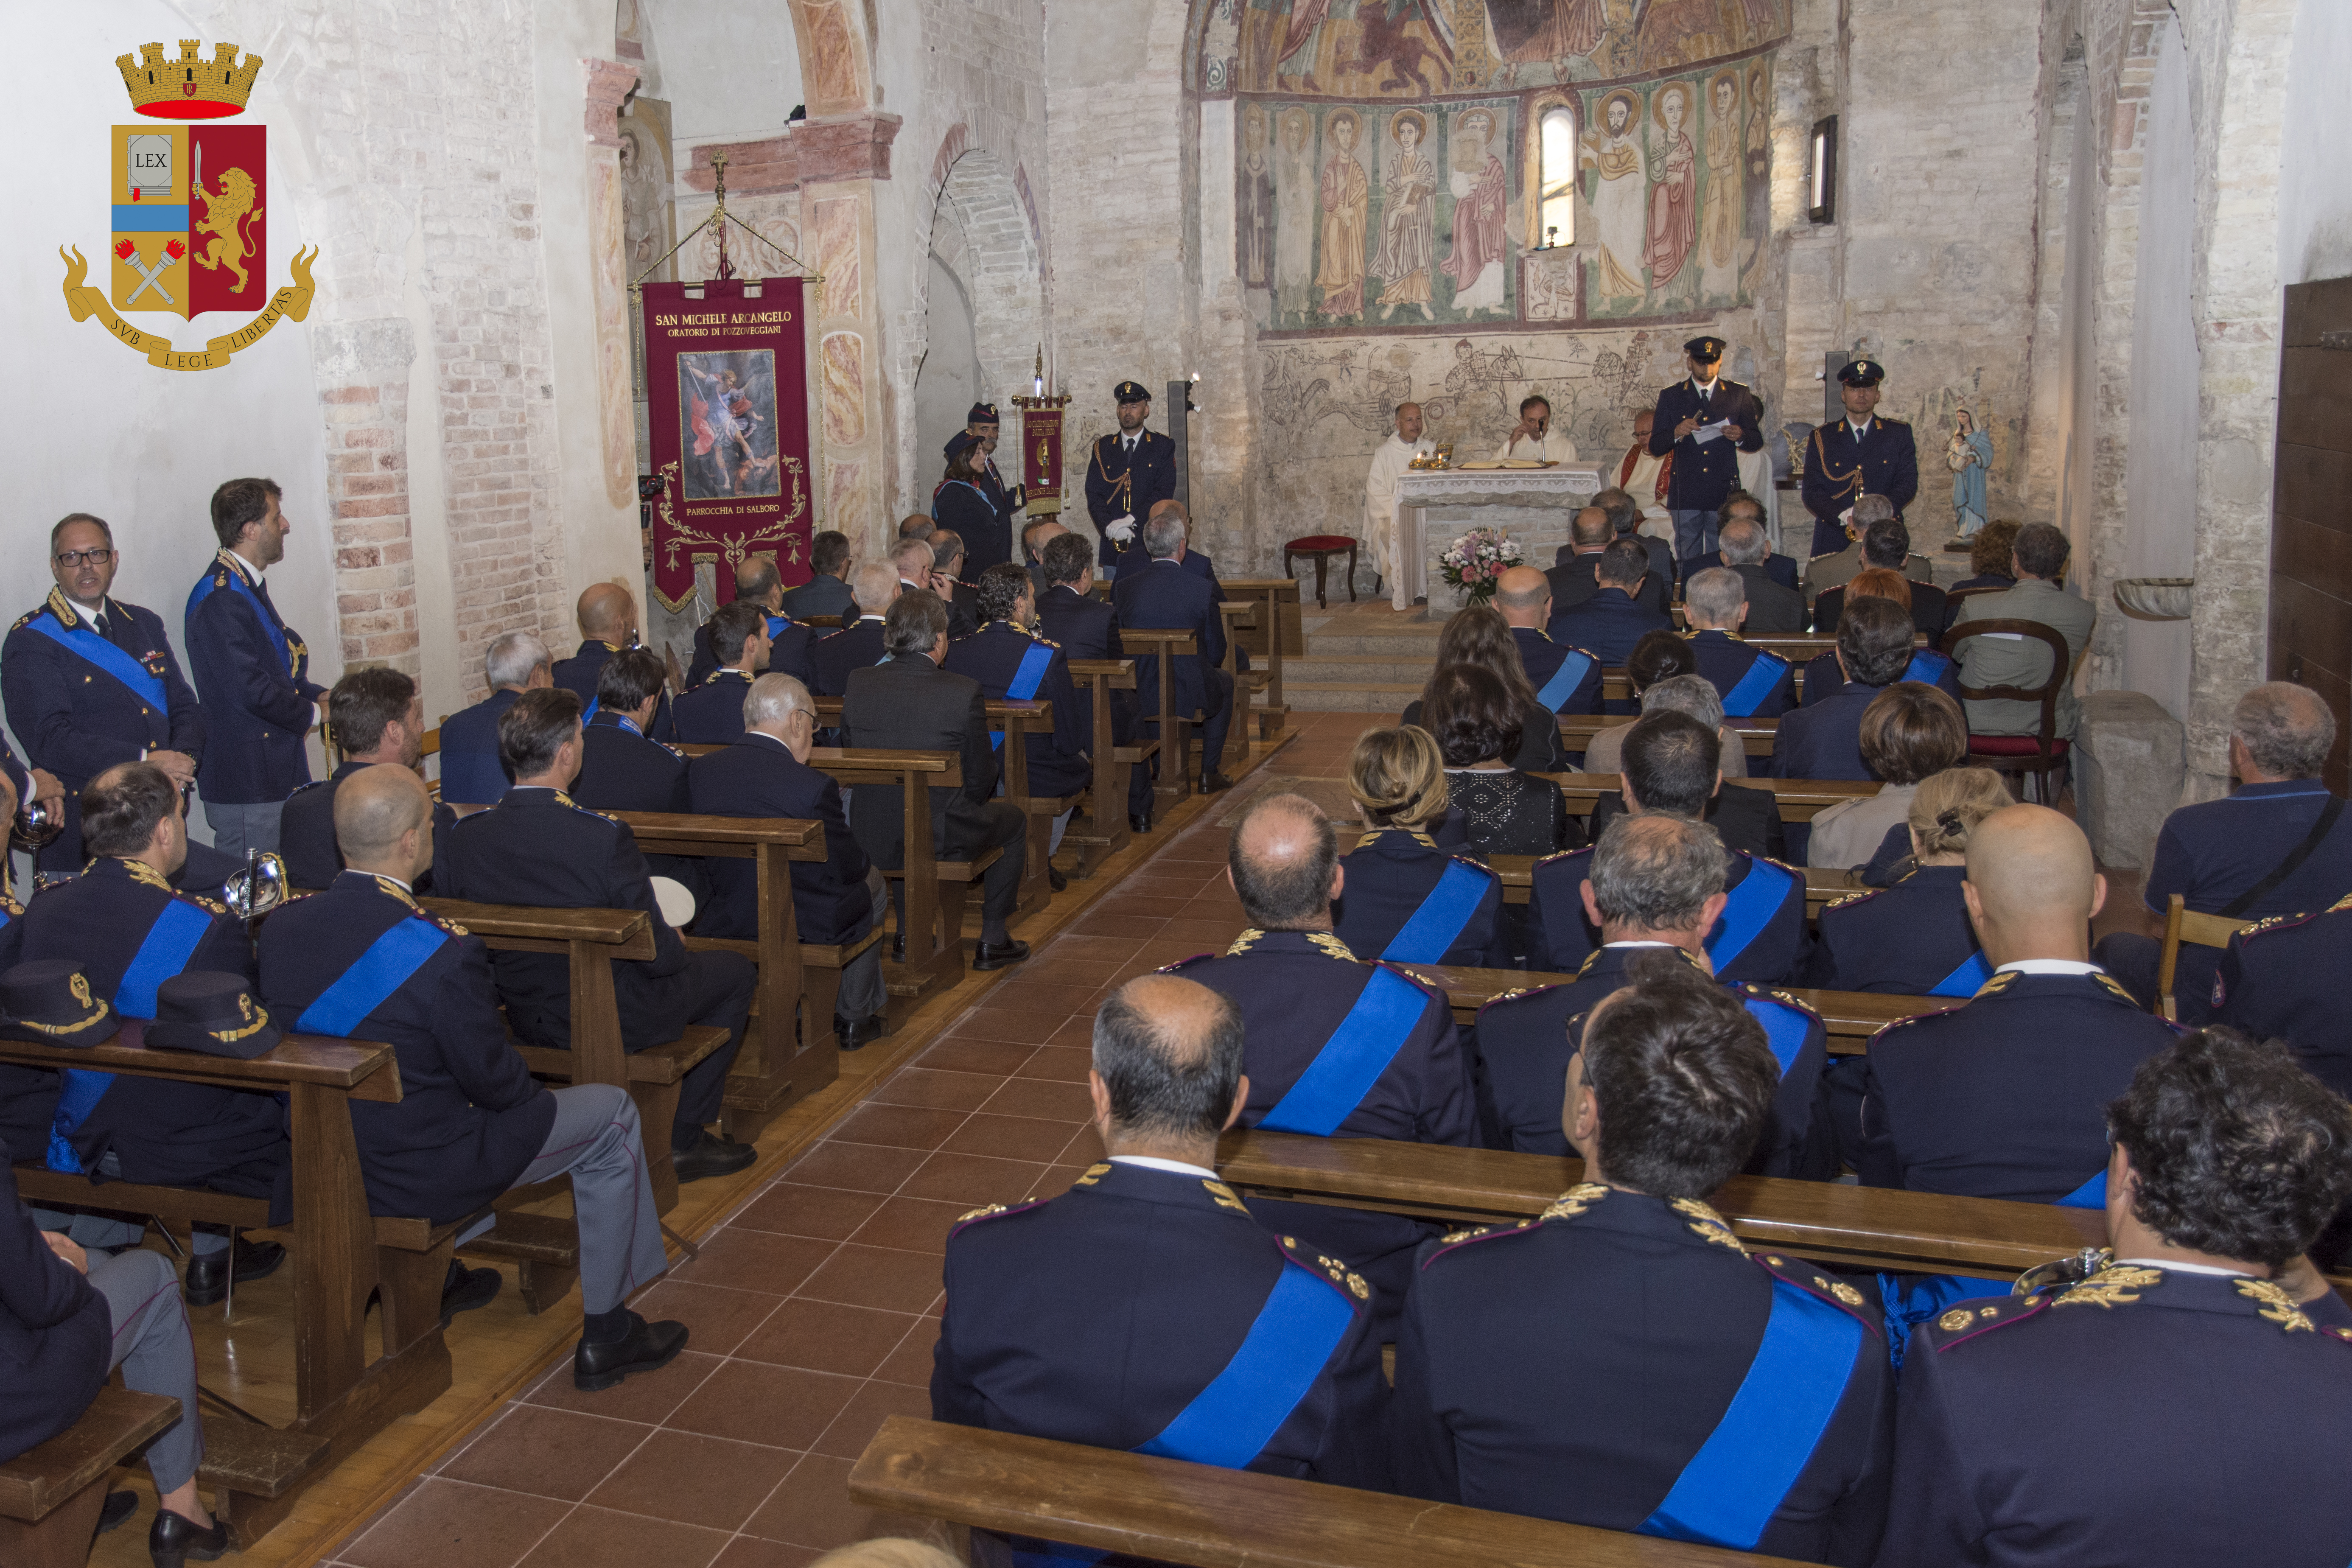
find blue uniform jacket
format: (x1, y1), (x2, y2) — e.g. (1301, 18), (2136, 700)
(686, 614), (815, 689)
(1770, 686), (1881, 780)
(183, 552), (326, 804)
(1680, 549), (1800, 592)
(687, 734), (875, 946)
(1879, 1268), (2352, 1568)
(1394, 1186), (1889, 1564)
(1529, 844), (1810, 985)
(280, 760), (456, 894)
(1546, 588), (1674, 670)
(943, 620), (1092, 799)
(1800, 648), (1961, 709)
(436, 687), (520, 807)
(1690, 630), (1794, 719)
(3, 591), (206, 870)
(1803, 865), (1988, 996)
(1799, 417), (1919, 536)
(552, 640), (675, 742)
(932, 1160), (1389, 1495)
(1036, 583), (1123, 660)
(778, 573), (857, 622)
(2210, 896), (2352, 1098)
(1111, 545), (1218, 590)
(2142, 781), (2352, 1021)
(1112, 560), (1224, 723)
(1649, 378), (1766, 511)
(1471, 944), (1825, 1176)
(1334, 829), (1506, 969)
(0, 1151), (112, 1466)
(1510, 627), (1603, 715)
(672, 669), (756, 746)
(805, 617), (889, 697)
(1856, 969), (2177, 1201)
(932, 479), (1008, 579)
(573, 711), (691, 813)
(258, 872), (557, 1223)
(1082, 430), (1177, 565)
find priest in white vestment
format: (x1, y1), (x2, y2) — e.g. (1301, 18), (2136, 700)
(1493, 394), (1579, 463)
(1366, 401), (1434, 609)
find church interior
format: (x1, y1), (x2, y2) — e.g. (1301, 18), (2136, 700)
(9, 1), (2352, 1566)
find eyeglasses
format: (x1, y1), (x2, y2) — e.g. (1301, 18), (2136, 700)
(53, 549), (115, 568)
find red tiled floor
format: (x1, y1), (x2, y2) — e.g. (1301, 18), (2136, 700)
(664, 1359), (862, 1451)
(776, 1139), (927, 1194)
(825, 1101), (971, 1151)
(867, 1065), (1005, 1111)
(519, 1349), (724, 1425)
(598, 1281), (781, 1358)
(978, 1076), (1094, 1122)
(941, 1111), (1086, 1163)
(437, 1405), (653, 1503)
(1014, 1044), (1093, 1081)
(726, 1183), (888, 1242)
(741, 1452), (937, 1550)
(844, 1194), (969, 1254)
(796, 1243), (946, 1313)
(897, 1149), (1050, 1205)
(583, 1428), (797, 1530)
(711, 1536), (824, 1568)
(810, 1380), (935, 1461)
(734, 1298), (920, 1378)
(339, 1478), (572, 1568)
(514, 1507), (733, 1568)
(912, 1033), (1038, 1076)
(669, 1229), (839, 1296)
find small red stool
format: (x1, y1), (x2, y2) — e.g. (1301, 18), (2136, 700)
(1283, 534), (1358, 608)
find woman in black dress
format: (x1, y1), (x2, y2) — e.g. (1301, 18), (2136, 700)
(932, 432), (1009, 574)
(1400, 605), (1567, 774)
(1422, 663), (1575, 860)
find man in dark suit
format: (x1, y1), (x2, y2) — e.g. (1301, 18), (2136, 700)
(551, 582), (676, 742)
(1036, 533), (1154, 831)
(1800, 359), (1919, 559)
(1402, 952), (1882, 1558)
(684, 555), (814, 688)
(262, 765), (686, 1391)
(438, 689), (756, 1180)
(183, 476), (328, 856)
(1547, 539), (1672, 667)
(1705, 510), (1805, 632)
(927, 530), (983, 637)
(1021, 518), (1068, 599)
(1809, 517), (1947, 636)
(1113, 508), (1236, 795)
(806, 564), (900, 697)
(778, 529), (857, 622)
(1649, 336), (1766, 561)
(1494, 568), (1602, 714)
(689, 674), (889, 1049)
(944, 565), (1090, 890)
(1771, 596), (1912, 780)
(1081, 380), (1177, 566)
(1595, 486), (1676, 592)
(933, 972), (1390, 1532)
(672, 602), (769, 745)
(281, 667), (451, 893)
(1552, 505), (1668, 618)
(841, 592), (1030, 970)
(1111, 499), (1221, 587)
(439, 631), (552, 808)
(1676, 494), (1800, 594)
(1683, 568), (1795, 718)
(3, 513), (190, 874)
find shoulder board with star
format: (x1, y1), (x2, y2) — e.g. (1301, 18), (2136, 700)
(1369, 958), (1445, 1003)
(415, 904), (470, 938)
(1420, 1215), (1544, 1269)
(2233, 907), (2318, 943)
(1275, 1232), (1372, 1307)
(2092, 973), (2145, 1007)
(1807, 549), (1843, 563)
(1473, 982), (1559, 1017)
(947, 1195), (1050, 1238)
(1879, 415), (1911, 428)
(1160, 949), (1220, 972)
(1752, 648), (1790, 669)
(8, 611), (36, 634)
(1920, 1292), (2050, 1351)
(1823, 885), (1884, 912)
(1027, 632), (1061, 650)
(177, 890), (231, 916)
(1531, 845), (1593, 872)
(1736, 984), (1823, 1024)
(662, 741), (686, 759)
(1742, 850), (1802, 878)
(1752, 1252), (1882, 1334)
(1864, 1004), (1960, 1047)
(1448, 852), (1497, 877)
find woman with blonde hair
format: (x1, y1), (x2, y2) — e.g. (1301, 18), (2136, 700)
(1806, 766), (2009, 994)
(1333, 723), (1507, 966)
(1800, 567), (1963, 707)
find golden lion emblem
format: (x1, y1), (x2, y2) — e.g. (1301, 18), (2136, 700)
(191, 167), (263, 296)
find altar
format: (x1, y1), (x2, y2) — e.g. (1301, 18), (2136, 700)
(1390, 466), (1604, 612)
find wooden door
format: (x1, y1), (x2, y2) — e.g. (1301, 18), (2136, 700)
(2271, 277), (2352, 792)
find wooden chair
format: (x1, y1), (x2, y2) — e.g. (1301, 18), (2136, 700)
(1062, 658), (1148, 875)
(1119, 629), (1204, 804)
(1939, 618), (2077, 802)
(802, 748), (982, 1005)
(2154, 893), (2254, 1022)
(0, 1388), (183, 1568)
(1281, 533), (1358, 608)
(1219, 577), (1296, 742)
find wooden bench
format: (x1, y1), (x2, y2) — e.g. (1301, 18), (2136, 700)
(1063, 658), (1147, 875)
(851, 1415), (1804, 1568)
(1533, 774), (1879, 823)
(1389, 963), (1939, 1055)
(1219, 577), (1296, 742)
(0, 1388), (182, 1568)
(1484, 856), (1859, 920)
(2155, 893), (2251, 1022)
(1215, 602), (1258, 771)
(803, 748), (986, 1005)
(1120, 628), (1204, 803)
(608, 812), (840, 1143)
(1560, 713), (1779, 760)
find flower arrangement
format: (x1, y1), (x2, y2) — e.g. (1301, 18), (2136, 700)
(1438, 526), (1523, 606)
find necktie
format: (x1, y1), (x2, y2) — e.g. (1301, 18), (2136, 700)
(1124, 437), (1136, 454)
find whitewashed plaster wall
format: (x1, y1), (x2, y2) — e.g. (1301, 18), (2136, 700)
(2277, 0), (2352, 287)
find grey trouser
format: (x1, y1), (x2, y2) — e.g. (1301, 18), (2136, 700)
(1671, 508), (1722, 561)
(93, 1248), (204, 1492)
(204, 799), (283, 857)
(838, 868), (889, 1021)
(472, 1084), (666, 1315)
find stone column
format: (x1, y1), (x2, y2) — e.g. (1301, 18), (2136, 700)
(583, 59), (643, 515)
(313, 318), (421, 673)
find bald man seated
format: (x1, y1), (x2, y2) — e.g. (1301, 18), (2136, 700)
(1493, 566), (1602, 714)
(258, 766), (684, 1390)
(552, 582), (675, 742)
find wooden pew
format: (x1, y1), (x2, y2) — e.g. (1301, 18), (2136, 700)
(802, 748), (983, 1004)
(1534, 774), (1879, 823)
(1214, 602), (1257, 771)
(1483, 854), (1857, 920)
(1389, 963), (1939, 1054)
(0, 1388), (182, 1568)
(851, 1416), (1805, 1568)
(0, 1028), (437, 1548)
(1218, 576), (1296, 741)
(1063, 658), (1147, 875)
(1559, 712), (1779, 760)
(608, 812), (841, 1143)
(1119, 629), (1203, 804)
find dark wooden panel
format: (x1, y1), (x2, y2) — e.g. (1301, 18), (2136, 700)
(2280, 275), (2352, 347)
(2275, 354), (2352, 449)
(2269, 575), (2352, 681)
(2271, 515), (2352, 588)
(2274, 442), (2352, 532)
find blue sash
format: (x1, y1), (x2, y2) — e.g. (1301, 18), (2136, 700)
(1877, 1271), (2007, 1367)
(1136, 1264), (1357, 1467)
(765, 614), (791, 641)
(296, 918), (451, 1036)
(46, 1070), (112, 1176)
(1534, 649), (1596, 712)
(1720, 652), (1787, 717)
(46, 897), (213, 1174)
(582, 697), (600, 725)
(1904, 650), (1952, 686)
(1380, 860), (1489, 963)
(994, 643), (1056, 751)
(1262, 967), (1426, 1136)
(1707, 861), (1792, 972)
(1741, 995), (1811, 1077)
(2054, 1170), (2107, 1210)
(1638, 1280), (1864, 1548)
(186, 561), (299, 678)
(22, 614), (166, 711)
(1928, 949), (1994, 998)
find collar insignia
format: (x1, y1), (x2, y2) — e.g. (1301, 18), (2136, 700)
(119, 857), (173, 892)
(1225, 929), (1262, 955)
(1539, 1182), (1609, 1222)
(1971, 970), (2019, 998)
(1673, 1196), (1745, 1252)
(2235, 1277), (2313, 1332)
(1203, 1179), (1250, 1213)
(2054, 1263), (2164, 1309)
(1074, 1162), (1112, 1187)
(1307, 931), (1359, 963)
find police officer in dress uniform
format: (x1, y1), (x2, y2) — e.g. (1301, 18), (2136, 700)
(1170, 794), (1472, 1320)
(259, 765), (689, 1392)
(1476, 818), (1825, 1176)
(1113, 508), (1238, 796)
(1035, 532), (1156, 832)
(440, 632), (553, 809)
(184, 477), (329, 857)
(1398, 953), (1887, 1561)
(942, 565), (1089, 890)
(1082, 381), (1177, 568)
(1531, 713), (1809, 983)
(437, 689), (757, 1181)
(1800, 359), (1918, 561)
(3, 514), (198, 876)
(805, 565), (900, 698)
(672, 602), (770, 746)
(934, 974), (1389, 1568)
(1336, 827), (1507, 970)
(684, 557), (814, 689)
(1548, 540), (1674, 672)
(1648, 337), (1766, 562)
(1768, 598), (1913, 781)
(1877, 1030), (2352, 1567)
(280, 668), (453, 894)
(2211, 894), (2352, 1098)
(1805, 865), (1987, 999)
(1683, 567), (1794, 719)
(1493, 568), (1603, 717)
(780, 530), (859, 622)
(967, 403), (1027, 572)
(551, 582), (677, 743)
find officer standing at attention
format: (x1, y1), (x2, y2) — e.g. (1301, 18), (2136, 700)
(439, 631), (552, 810)
(1399, 953), (1887, 1559)
(3, 513), (188, 876)
(942, 564), (1089, 888)
(1682, 567), (1795, 718)
(552, 582), (676, 743)
(1477, 816), (1825, 1174)
(1082, 380), (1177, 567)
(685, 556), (813, 689)
(260, 765), (688, 1392)
(184, 477), (328, 857)
(438, 689), (757, 1181)
(932, 973), (1391, 1534)
(1878, 1030), (2352, 1566)
(1800, 359), (1918, 560)
(1034, 532), (1155, 833)
(280, 667), (449, 893)
(672, 602), (770, 745)
(1172, 793), (1470, 1319)
(1648, 336), (1765, 563)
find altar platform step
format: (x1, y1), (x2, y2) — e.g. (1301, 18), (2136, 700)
(1285, 653), (1450, 687)
(1292, 626), (1448, 658)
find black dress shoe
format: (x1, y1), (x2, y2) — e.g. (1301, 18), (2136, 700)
(440, 1259), (504, 1324)
(184, 1236), (286, 1306)
(890, 933), (906, 963)
(573, 1310), (690, 1392)
(972, 938), (1030, 971)
(1129, 812), (1153, 834)
(1047, 865), (1067, 893)
(833, 1012), (888, 1051)
(148, 1507), (228, 1568)
(95, 1490), (137, 1537)
(671, 1128), (756, 1182)
(1201, 771), (1237, 794)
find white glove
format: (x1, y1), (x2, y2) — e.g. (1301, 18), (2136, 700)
(1107, 516), (1137, 545)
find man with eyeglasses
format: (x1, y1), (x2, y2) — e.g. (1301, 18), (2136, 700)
(2, 514), (196, 875)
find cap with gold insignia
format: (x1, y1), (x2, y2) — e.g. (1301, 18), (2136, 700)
(1684, 335), (1727, 361)
(145, 972), (282, 1061)
(1113, 380), (1151, 405)
(1837, 358), (1886, 387)
(944, 430), (983, 462)
(966, 401), (1000, 425)
(0, 960), (116, 1048)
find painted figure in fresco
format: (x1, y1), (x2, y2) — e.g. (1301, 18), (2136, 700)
(1484, 0), (1607, 64)
(1582, 90), (1649, 303)
(1442, 108), (1511, 316)
(1947, 407), (1993, 541)
(1317, 109), (1370, 318)
(1241, 104), (1276, 287)
(1276, 108), (1320, 322)
(1739, 0), (1783, 47)
(1700, 71), (1743, 300)
(1375, 111), (1438, 319)
(1643, 83), (1697, 291)
(1638, 0), (1727, 70)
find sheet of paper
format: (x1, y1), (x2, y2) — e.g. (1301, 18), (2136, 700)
(1693, 419), (1731, 445)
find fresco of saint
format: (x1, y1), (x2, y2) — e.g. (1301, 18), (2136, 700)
(1373, 110), (1436, 319)
(1316, 109), (1369, 318)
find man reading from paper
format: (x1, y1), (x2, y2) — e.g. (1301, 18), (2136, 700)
(1367, 401), (1435, 608)
(1495, 394), (1577, 464)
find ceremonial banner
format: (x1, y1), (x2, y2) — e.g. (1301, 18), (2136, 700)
(1015, 395), (1068, 516)
(641, 278), (814, 611)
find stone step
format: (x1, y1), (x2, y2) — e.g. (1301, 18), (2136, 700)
(1297, 630), (1449, 658)
(1283, 680), (1420, 713)
(1285, 654), (1445, 685)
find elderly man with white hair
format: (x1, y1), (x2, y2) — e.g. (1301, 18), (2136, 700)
(688, 672), (891, 1050)
(439, 630), (553, 808)
(1682, 566), (1795, 719)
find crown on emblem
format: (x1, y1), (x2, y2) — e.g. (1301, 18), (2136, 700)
(116, 41), (263, 119)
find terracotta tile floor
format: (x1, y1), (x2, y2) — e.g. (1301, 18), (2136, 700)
(323, 713), (1384, 1567)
